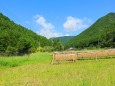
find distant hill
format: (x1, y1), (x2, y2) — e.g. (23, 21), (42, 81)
(50, 36), (75, 44)
(0, 13), (51, 55)
(65, 12), (115, 49)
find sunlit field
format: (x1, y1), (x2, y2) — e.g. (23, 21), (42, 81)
(0, 52), (115, 86)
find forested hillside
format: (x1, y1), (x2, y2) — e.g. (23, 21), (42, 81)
(50, 36), (75, 44)
(65, 12), (115, 49)
(0, 13), (52, 56)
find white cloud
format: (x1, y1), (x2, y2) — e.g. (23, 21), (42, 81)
(34, 15), (67, 39)
(36, 28), (64, 39)
(63, 16), (89, 32)
(35, 15), (54, 29)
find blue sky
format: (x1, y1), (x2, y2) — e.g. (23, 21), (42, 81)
(0, 0), (115, 38)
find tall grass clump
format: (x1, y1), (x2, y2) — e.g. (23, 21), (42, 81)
(0, 52), (52, 69)
(0, 56), (29, 68)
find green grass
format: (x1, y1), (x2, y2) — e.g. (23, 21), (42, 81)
(0, 52), (115, 86)
(0, 52), (52, 69)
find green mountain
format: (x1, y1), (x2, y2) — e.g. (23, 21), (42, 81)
(0, 13), (51, 55)
(65, 12), (115, 49)
(50, 36), (75, 44)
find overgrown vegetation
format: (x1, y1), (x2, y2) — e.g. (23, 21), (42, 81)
(65, 12), (115, 49)
(0, 53), (51, 69)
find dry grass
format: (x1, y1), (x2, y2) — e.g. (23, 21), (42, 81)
(51, 53), (77, 64)
(51, 49), (115, 62)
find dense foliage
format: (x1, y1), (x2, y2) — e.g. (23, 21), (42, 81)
(65, 12), (115, 49)
(0, 13), (64, 56)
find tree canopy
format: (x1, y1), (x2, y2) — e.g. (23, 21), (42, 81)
(0, 13), (52, 55)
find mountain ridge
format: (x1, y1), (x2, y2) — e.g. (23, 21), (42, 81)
(65, 12), (115, 49)
(50, 36), (75, 44)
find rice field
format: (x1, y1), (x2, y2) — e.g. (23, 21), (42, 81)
(0, 51), (115, 86)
